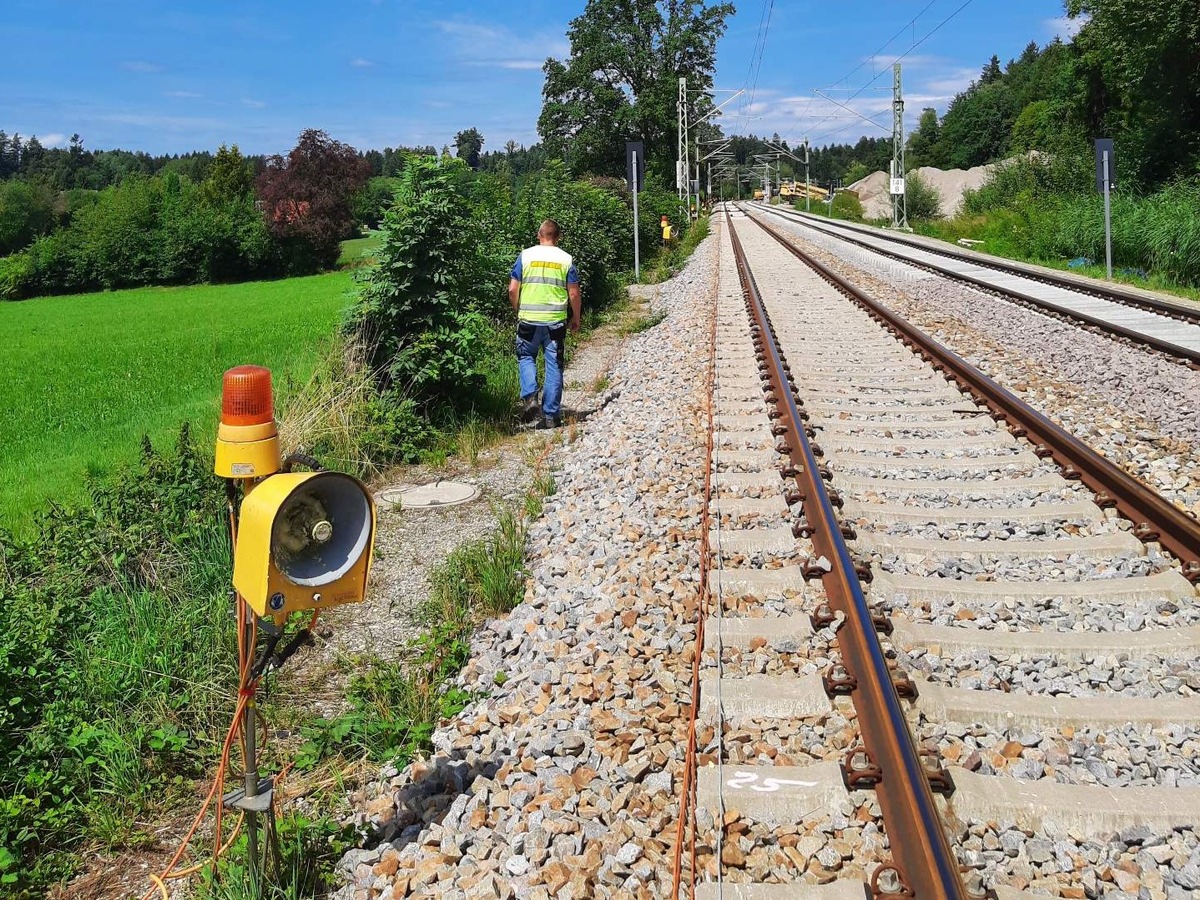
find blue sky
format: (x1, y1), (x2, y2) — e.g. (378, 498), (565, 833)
(2, 0), (1080, 156)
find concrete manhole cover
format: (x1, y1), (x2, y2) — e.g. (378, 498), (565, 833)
(376, 481), (479, 511)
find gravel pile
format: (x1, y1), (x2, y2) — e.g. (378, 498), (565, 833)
(884, 585), (1196, 634)
(834, 462), (1057, 481)
(853, 486), (1092, 509)
(877, 549), (1164, 582)
(333, 238), (719, 900)
(875, 518), (1115, 541)
(952, 822), (1200, 899)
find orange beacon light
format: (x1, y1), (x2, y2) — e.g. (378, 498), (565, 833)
(215, 365), (282, 479)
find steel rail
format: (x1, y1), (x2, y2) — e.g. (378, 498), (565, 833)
(723, 207), (970, 900)
(743, 206), (1200, 582)
(766, 204), (1200, 325)
(755, 204), (1200, 366)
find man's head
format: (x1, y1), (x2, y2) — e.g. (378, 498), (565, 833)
(537, 219), (561, 246)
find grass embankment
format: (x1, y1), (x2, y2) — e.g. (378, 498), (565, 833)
(0, 271), (356, 531)
(641, 214), (710, 283)
(913, 211), (1200, 303)
(790, 166), (1200, 303)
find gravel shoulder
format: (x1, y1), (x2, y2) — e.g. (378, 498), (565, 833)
(332, 240), (719, 900)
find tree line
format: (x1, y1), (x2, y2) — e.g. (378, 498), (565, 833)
(0, 130), (377, 298)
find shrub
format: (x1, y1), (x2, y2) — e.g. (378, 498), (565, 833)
(353, 156), (494, 404)
(904, 171), (943, 221)
(0, 174), (282, 299)
(516, 161), (632, 311)
(0, 428), (235, 896)
(831, 191), (865, 221)
(0, 180), (56, 256)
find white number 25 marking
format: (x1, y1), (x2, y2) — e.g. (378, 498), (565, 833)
(726, 772), (820, 793)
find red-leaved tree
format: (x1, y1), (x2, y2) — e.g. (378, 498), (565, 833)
(256, 129), (370, 271)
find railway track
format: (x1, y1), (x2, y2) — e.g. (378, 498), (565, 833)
(750, 204), (1200, 366)
(692, 205), (1200, 899)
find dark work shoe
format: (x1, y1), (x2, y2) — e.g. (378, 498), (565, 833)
(537, 415), (562, 430)
(519, 394), (540, 422)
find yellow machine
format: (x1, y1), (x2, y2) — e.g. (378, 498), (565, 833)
(233, 471), (375, 619)
(215, 365), (375, 621)
(753, 189), (765, 201)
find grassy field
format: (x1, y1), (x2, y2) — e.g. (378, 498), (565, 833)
(337, 229), (384, 267)
(0, 270), (358, 531)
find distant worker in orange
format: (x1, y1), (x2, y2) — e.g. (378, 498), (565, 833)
(508, 219), (581, 429)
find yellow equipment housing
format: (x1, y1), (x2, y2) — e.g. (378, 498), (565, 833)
(233, 471), (376, 620)
(215, 420), (282, 479)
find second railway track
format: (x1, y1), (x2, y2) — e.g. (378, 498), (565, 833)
(751, 204), (1200, 366)
(691, 205), (1200, 900)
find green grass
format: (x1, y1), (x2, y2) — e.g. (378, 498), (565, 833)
(913, 213), (1200, 304)
(0, 271), (357, 531)
(336, 230), (384, 268)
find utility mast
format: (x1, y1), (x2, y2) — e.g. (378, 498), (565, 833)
(677, 77), (690, 210)
(803, 137), (811, 212)
(890, 62), (909, 230)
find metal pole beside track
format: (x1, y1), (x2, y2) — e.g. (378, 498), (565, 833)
(1103, 150), (1113, 281)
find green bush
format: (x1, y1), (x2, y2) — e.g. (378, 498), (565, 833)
(961, 152), (1087, 216)
(0, 427), (236, 896)
(0, 180), (57, 256)
(0, 174), (281, 299)
(352, 176), (404, 230)
(354, 157), (496, 403)
(831, 191), (865, 221)
(905, 171), (943, 221)
(515, 161), (632, 311)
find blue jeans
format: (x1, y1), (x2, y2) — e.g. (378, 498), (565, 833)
(516, 321), (566, 417)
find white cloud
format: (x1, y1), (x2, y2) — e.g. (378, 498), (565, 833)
(38, 133), (68, 148)
(121, 60), (165, 74)
(165, 90), (203, 99)
(350, 58), (375, 68)
(922, 67), (978, 97)
(242, 97), (267, 109)
(1045, 15), (1086, 40)
(433, 17), (569, 69)
(99, 112), (227, 131)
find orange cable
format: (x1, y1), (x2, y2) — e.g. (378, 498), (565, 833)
(672, 239), (720, 897)
(140, 692), (248, 900)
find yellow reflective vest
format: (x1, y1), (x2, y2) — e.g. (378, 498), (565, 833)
(518, 245), (573, 324)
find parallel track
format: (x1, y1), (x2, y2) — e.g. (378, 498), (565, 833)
(694, 205), (1200, 900)
(753, 204), (1200, 366)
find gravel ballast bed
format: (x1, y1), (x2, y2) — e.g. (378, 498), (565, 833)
(332, 241), (720, 900)
(766, 213), (1200, 519)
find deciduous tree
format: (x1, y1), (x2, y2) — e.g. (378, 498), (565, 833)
(538, 0), (734, 181)
(256, 129), (370, 271)
(454, 128), (485, 169)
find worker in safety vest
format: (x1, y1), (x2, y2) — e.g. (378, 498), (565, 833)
(661, 215), (673, 245)
(508, 219), (582, 429)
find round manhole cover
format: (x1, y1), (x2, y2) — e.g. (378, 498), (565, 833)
(376, 481), (479, 511)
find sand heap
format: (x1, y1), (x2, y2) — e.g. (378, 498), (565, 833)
(847, 161), (997, 219)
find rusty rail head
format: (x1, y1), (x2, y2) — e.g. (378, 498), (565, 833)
(723, 207), (970, 900)
(744, 207), (1200, 583)
(757, 205), (1200, 366)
